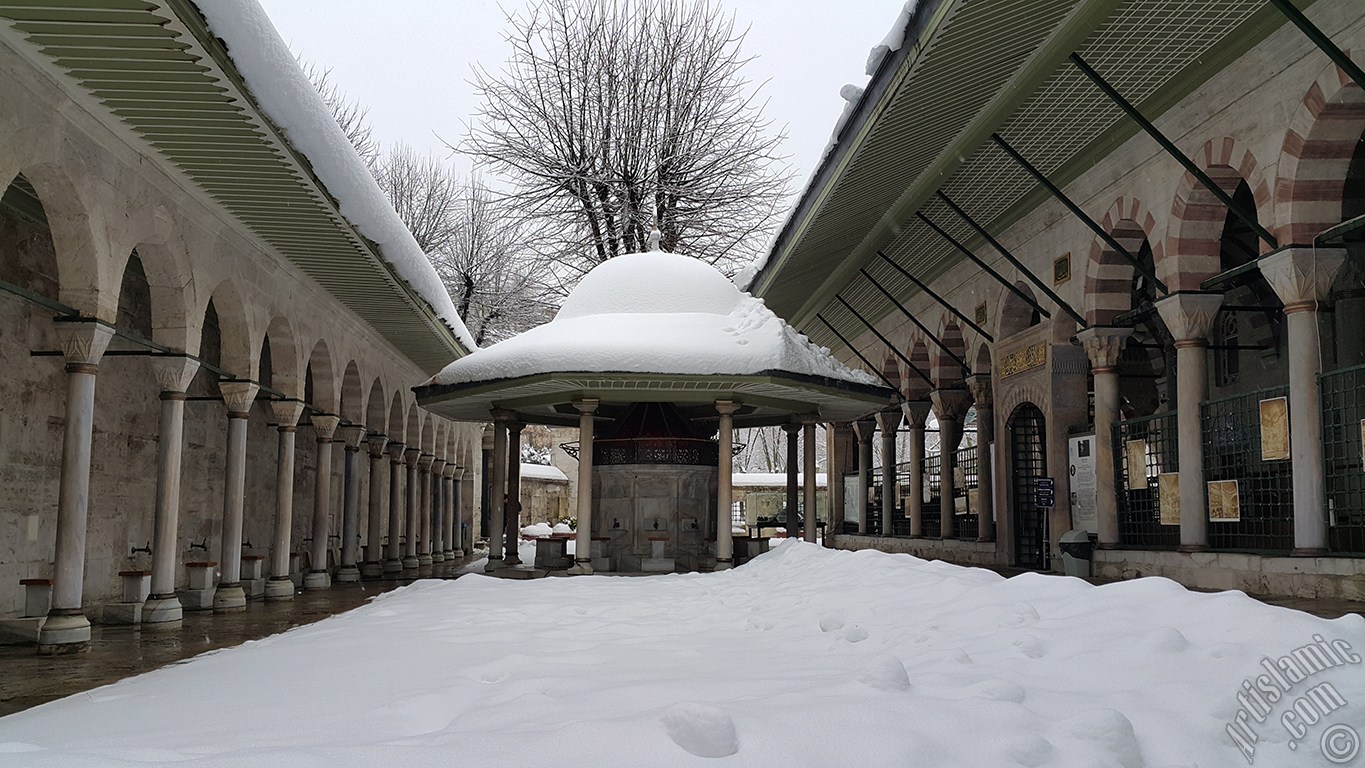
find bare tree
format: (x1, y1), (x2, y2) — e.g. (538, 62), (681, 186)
(465, 0), (793, 277)
(300, 60), (379, 169)
(735, 425), (827, 474)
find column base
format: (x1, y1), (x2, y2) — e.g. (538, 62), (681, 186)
(714, 558), (733, 571)
(335, 566), (361, 583)
(401, 556), (419, 570)
(264, 578), (295, 600)
(1178, 544), (1208, 553)
(566, 560), (594, 575)
(1291, 547), (1327, 557)
(359, 562), (383, 579)
(452, 549), (465, 559)
(504, 553), (523, 566)
(977, 535), (996, 544)
(1097, 542), (1117, 550)
(37, 612), (91, 652)
(141, 595), (183, 626)
(303, 571), (331, 590)
(212, 584), (247, 613)
(484, 556), (504, 573)
(431, 552), (446, 564)
(443, 549), (456, 561)
(382, 559), (403, 577)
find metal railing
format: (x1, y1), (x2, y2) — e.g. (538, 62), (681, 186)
(1321, 363), (1365, 554)
(1114, 411), (1180, 549)
(1201, 386), (1292, 552)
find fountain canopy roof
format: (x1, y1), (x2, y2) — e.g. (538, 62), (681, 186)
(414, 249), (894, 428)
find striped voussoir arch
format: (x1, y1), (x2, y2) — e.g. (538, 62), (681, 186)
(931, 319), (968, 389)
(906, 338), (933, 400)
(1083, 197), (1161, 325)
(1165, 137), (1274, 291)
(1275, 52), (1365, 246)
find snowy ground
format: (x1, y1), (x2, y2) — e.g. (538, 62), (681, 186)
(2, 542), (1362, 767)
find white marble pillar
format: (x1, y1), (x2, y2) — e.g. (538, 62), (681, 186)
(40, 320), (115, 652)
(827, 423), (851, 538)
(383, 442), (406, 576)
(361, 433), (388, 579)
(305, 414), (340, 589)
(451, 465), (466, 558)
(784, 422), (801, 536)
(503, 423), (525, 566)
(852, 418), (875, 534)
(335, 425), (367, 582)
(265, 400), (304, 600)
(431, 458), (446, 565)
(569, 399), (599, 574)
(402, 447), (421, 574)
(1156, 293), (1224, 552)
(417, 453), (435, 572)
(900, 402), (931, 538)
(966, 375), (997, 543)
(802, 417), (818, 543)
(875, 409), (900, 536)
(486, 412), (510, 571)
(932, 389), (972, 540)
(1261, 248), (1348, 555)
(715, 400), (740, 569)
(442, 462), (457, 560)
(213, 381), (259, 612)
(1077, 328), (1132, 549)
(142, 356), (200, 626)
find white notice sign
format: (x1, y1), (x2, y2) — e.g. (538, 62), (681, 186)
(1068, 434), (1097, 534)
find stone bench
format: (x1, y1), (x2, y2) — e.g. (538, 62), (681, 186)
(642, 535), (674, 573)
(104, 570), (152, 624)
(181, 562), (217, 611)
(240, 555), (266, 599)
(19, 578), (52, 618)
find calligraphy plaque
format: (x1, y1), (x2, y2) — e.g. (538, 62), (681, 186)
(1259, 397), (1289, 461)
(999, 342), (1047, 378)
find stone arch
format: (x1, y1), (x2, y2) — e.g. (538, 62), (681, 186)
(406, 403), (424, 453)
(879, 352), (903, 398)
(1083, 197), (1163, 325)
(4, 164), (109, 317)
(0, 173), (61, 303)
(110, 205), (195, 351)
(973, 342), (992, 374)
(197, 277), (256, 380)
(419, 411), (435, 455)
(365, 377), (388, 435)
(433, 419), (448, 461)
(931, 319), (968, 389)
(262, 315), (303, 400)
(905, 337), (932, 400)
(306, 338), (339, 414)
(1276, 51), (1365, 245)
(339, 361), (364, 424)
(1165, 137), (1274, 290)
(998, 282), (1041, 339)
(389, 391), (409, 446)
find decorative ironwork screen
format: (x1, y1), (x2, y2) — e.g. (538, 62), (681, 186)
(1114, 412), (1179, 548)
(1201, 386), (1292, 552)
(1321, 364), (1365, 554)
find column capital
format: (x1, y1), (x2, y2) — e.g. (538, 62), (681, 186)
(444, 463), (459, 479)
(431, 458), (446, 474)
(931, 389), (972, 421)
(491, 408), (516, 423)
(874, 408), (901, 433)
(853, 417), (877, 442)
(1155, 292), (1223, 342)
(572, 398), (600, 414)
(365, 432), (389, 457)
(507, 422), (526, 436)
(270, 399), (305, 428)
(387, 441), (406, 462)
(800, 414), (818, 427)
(311, 413), (341, 441)
(54, 319), (115, 367)
(1076, 326), (1133, 371)
(782, 421), (802, 435)
(1258, 247), (1348, 310)
(404, 446), (421, 466)
(338, 424), (367, 450)
(965, 374), (993, 409)
(714, 399), (741, 416)
(150, 354), (199, 393)
(898, 400), (932, 428)
(219, 380), (260, 417)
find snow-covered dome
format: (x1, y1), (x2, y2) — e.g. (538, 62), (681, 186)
(558, 251), (743, 320)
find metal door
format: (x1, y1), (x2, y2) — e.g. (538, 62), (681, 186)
(1009, 403), (1048, 569)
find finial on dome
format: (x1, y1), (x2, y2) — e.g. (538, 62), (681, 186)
(648, 228), (662, 252)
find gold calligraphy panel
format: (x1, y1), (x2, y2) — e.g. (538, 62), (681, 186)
(1000, 342), (1047, 378)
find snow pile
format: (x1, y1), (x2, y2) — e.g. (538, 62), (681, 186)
(551, 522), (574, 534)
(3, 542), (1362, 767)
(520, 462), (569, 483)
(520, 522), (555, 538)
(196, 2), (478, 352)
(733, 472), (828, 487)
(865, 0), (922, 75)
(432, 250), (879, 387)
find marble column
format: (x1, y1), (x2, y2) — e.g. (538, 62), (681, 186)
(361, 433), (388, 579)
(900, 401), (931, 538)
(715, 400), (740, 569)
(213, 381), (259, 612)
(503, 423), (525, 566)
(802, 416), (819, 543)
(932, 389), (972, 540)
(431, 458), (446, 566)
(402, 447), (421, 574)
(570, 399), (599, 574)
(1077, 328), (1132, 549)
(304, 414), (340, 589)
(335, 425), (367, 582)
(442, 462), (458, 560)
(141, 356), (200, 626)
(875, 409), (900, 536)
(383, 442), (406, 576)
(853, 418), (875, 533)
(965, 375), (997, 543)
(828, 423), (853, 536)
(1156, 292), (1224, 552)
(784, 422), (800, 536)
(39, 321), (114, 652)
(451, 464), (466, 558)
(1261, 248), (1348, 555)
(265, 400), (304, 600)
(417, 453), (435, 572)
(486, 411), (510, 572)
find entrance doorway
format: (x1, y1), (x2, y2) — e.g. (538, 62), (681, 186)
(1009, 403), (1048, 569)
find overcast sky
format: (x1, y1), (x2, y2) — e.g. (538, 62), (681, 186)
(256, 0), (899, 188)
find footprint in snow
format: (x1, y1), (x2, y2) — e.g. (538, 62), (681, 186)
(661, 703), (739, 758)
(745, 617), (774, 631)
(999, 603), (1040, 628)
(1143, 626), (1188, 653)
(859, 653), (911, 691)
(1011, 633), (1047, 659)
(842, 625), (869, 643)
(819, 617), (845, 633)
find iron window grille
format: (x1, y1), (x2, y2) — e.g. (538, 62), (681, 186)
(1113, 411), (1180, 548)
(1200, 385), (1292, 552)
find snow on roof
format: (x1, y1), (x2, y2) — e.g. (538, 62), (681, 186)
(432, 249), (879, 387)
(732, 472), (827, 488)
(195, 1), (478, 352)
(520, 462), (568, 483)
